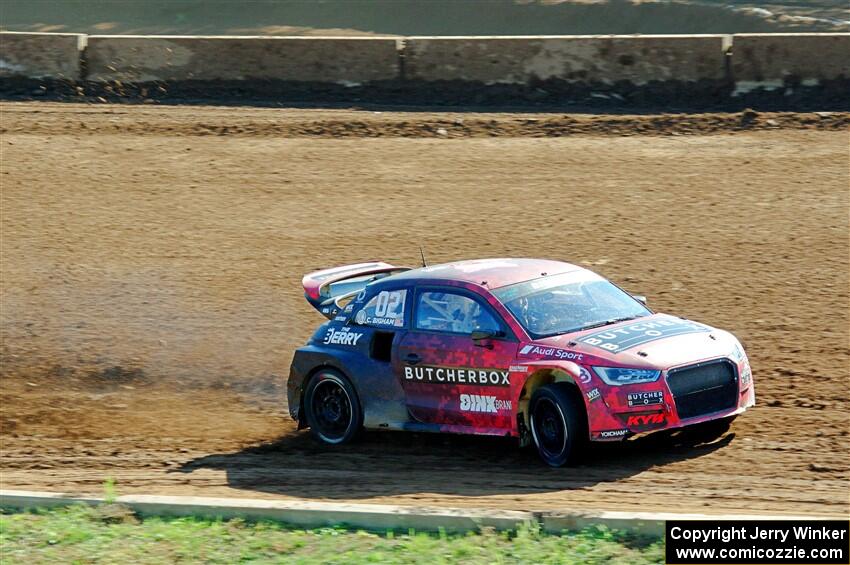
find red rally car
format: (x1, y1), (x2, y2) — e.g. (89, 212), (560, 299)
(288, 258), (755, 466)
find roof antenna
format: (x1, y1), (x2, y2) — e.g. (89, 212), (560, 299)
(419, 245), (428, 268)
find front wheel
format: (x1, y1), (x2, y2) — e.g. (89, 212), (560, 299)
(303, 369), (362, 445)
(529, 384), (587, 467)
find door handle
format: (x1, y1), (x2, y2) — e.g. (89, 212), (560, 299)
(404, 353), (422, 365)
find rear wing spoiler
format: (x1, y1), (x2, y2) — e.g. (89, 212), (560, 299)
(302, 261), (411, 319)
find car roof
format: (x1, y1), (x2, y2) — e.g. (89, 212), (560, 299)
(380, 258), (584, 290)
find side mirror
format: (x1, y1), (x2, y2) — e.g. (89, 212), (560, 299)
(471, 329), (501, 342)
(632, 294), (647, 305)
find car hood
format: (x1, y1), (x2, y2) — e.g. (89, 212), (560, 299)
(527, 313), (738, 369)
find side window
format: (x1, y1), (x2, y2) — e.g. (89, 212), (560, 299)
(354, 289), (407, 328)
(415, 291), (501, 335)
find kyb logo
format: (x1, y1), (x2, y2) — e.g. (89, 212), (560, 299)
(459, 394), (512, 413)
(626, 413), (665, 426)
(519, 344), (583, 361)
(323, 327), (364, 346)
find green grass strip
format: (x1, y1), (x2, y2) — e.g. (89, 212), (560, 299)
(1, 504), (664, 564)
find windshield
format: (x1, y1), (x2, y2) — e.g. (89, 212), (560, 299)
(492, 270), (651, 339)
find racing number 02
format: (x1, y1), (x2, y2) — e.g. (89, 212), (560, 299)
(375, 291), (403, 319)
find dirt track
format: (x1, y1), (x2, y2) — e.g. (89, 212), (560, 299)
(1, 102), (848, 517)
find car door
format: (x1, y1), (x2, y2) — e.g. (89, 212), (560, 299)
(344, 286), (412, 426)
(395, 286), (518, 431)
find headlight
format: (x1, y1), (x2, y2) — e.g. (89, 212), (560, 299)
(593, 366), (661, 386)
(730, 340), (752, 387)
(740, 362), (752, 386)
(730, 341), (747, 363)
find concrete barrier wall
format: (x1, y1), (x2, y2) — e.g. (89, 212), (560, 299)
(0, 31), (83, 79)
(86, 36), (400, 84)
(731, 33), (850, 92)
(1, 31), (848, 105)
(404, 35), (728, 85)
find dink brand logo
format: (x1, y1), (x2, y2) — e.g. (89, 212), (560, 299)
(459, 394), (512, 414)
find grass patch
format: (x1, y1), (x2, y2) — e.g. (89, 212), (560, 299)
(1, 504), (664, 564)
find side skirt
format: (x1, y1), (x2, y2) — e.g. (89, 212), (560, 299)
(367, 421), (516, 437)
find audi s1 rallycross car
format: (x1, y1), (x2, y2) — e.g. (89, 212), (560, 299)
(287, 258), (754, 466)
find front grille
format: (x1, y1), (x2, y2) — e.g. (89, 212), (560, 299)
(667, 359), (738, 419)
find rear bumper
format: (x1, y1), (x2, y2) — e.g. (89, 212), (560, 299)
(287, 351), (315, 427)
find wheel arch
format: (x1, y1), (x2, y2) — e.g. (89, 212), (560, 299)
(514, 364), (590, 445)
(302, 365), (363, 445)
(297, 361), (355, 429)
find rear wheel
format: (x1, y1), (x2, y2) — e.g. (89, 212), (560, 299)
(529, 384), (587, 467)
(304, 369), (362, 445)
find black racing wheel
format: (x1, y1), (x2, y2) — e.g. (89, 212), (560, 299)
(529, 383), (587, 467)
(303, 369), (362, 445)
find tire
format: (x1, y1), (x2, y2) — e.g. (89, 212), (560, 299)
(529, 383), (587, 467)
(303, 369), (362, 445)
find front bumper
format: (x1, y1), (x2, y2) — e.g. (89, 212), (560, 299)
(588, 356), (755, 441)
